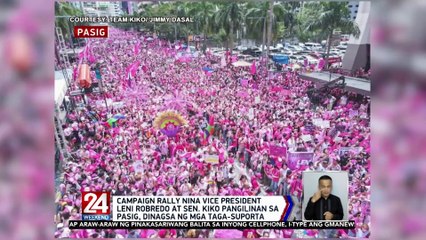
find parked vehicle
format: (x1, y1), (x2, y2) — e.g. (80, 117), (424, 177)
(305, 55), (319, 65)
(242, 48), (262, 57)
(304, 42), (322, 51)
(289, 55), (305, 64)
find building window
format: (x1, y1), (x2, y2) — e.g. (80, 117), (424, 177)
(355, 11), (358, 13)
(356, 5), (359, 7)
(348, 5), (353, 8)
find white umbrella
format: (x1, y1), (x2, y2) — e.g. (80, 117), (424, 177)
(232, 60), (252, 67)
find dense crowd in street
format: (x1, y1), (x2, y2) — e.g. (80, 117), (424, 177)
(55, 29), (370, 238)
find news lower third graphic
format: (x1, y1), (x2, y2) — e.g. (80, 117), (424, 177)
(81, 192), (111, 221)
(111, 196), (289, 222)
(68, 16), (194, 23)
(75, 193), (354, 230)
(68, 220), (356, 230)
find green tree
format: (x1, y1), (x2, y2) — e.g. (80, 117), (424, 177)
(188, 1), (218, 52)
(214, 2), (245, 53)
(281, 2), (300, 38)
(304, 2), (360, 69)
(245, 1), (287, 50)
(135, 2), (195, 41)
(55, 2), (83, 40)
(296, 7), (328, 43)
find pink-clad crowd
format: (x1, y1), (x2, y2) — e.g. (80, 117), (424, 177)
(55, 29), (370, 238)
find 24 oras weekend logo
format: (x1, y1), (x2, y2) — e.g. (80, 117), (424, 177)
(81, 192), (111, 221)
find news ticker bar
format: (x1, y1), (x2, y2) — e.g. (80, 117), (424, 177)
(68, 220), (355, 229)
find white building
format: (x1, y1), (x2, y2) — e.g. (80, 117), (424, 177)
(342, 1), (370, 71)
(96, 2), (122, 16)
(348, 1), (360, 21)
(71, 2), (121, 16)
(84, 7), (100, 17)
(108, 2), (123, 16)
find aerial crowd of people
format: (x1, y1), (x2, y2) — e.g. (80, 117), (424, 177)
(55, 28), (370, 238)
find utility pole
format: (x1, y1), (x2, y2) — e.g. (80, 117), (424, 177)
(266, 0), (274, 76)
(247, 16), (266, 75)
(262, 17), (266, 57)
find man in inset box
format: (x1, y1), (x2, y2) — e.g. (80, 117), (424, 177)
(304, 175), (344, 220)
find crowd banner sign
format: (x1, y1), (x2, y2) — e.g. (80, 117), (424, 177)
(301, 135), (312, 142)
(205, 155), (219, 164)
(269, 145), (287, 157)
(338, 147), (363, 156)
(287, 152), (314, 170)
(313, 119), (330, 128)
(237, 91), (249, 98)
(112, 102), (125, 109)
(133, 161), (144, 174)
(248, 108), (255, 120)
(240, 79), (249, 87)
(255, 96), (261, 104)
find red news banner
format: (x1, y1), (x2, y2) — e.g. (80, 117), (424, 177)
(71, 193), (355, 229)
(74, 26), (108, 38)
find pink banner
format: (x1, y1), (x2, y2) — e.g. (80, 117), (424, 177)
(280, 89), (291, 96)
(231, 55), (238, 63)
(349, 109), (359, 118)
(317, 58), (325, 70)
(126, 60), (140, 78)
(178, 56), (192, 63)
(270, 86), (283, 92)
(237, 91), (249, 98)
(250, 61), (256, 74)
(269, 145), (287, 157)
(221, 55), (226, 67)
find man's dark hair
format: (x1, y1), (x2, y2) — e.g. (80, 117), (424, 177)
(318, 175), (333, 183)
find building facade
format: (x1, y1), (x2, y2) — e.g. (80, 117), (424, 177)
(348, 1), (360, 21)
(342, 1), (371, 72)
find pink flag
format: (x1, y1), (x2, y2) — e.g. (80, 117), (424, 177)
(178, 56), (191, 63)
(280, 89), (291, 96)
(250, 61), (256, 74)
(72, 66), (78, 80)
(317, 58), (325, 70)
(270, 86), (284, 92)
(220, 55), (226, 67)
(208, 115), (215, 126)
(88, 54), (96, 63)
(131, 140), (142, 160)
(126, 60), (140, 78)
(269, 145), (287, 157)
(134, 41), (140, 55)
(78, 45), (89, 60)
